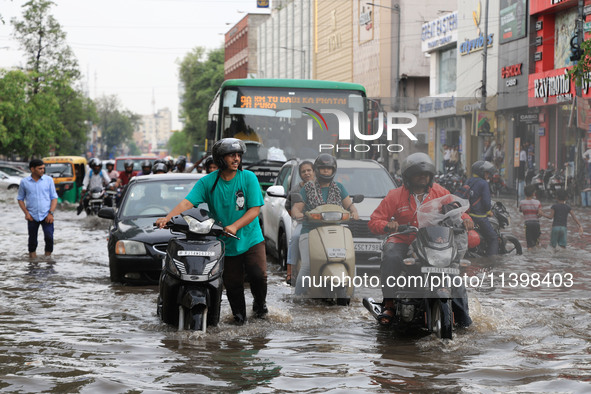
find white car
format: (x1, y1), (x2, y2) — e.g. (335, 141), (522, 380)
(0, 170), (21, 190)
(261, 158), (398, 271)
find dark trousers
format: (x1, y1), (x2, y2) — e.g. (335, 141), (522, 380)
(472, 216), (498, 255)
(27, 219), (54, 253)
(525, 221), (541, 248)
(223, 241), (267, 319)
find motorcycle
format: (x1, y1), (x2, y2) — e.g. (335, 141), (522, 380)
(85, 186), (107, 216)
(467, 201), (522, 256)
(547, 165), (564, 200)
(295, 203), (358, 305)
(363, 195), (472, 339)
(530, 168), (546, 199)
(157, 207), (236, 332)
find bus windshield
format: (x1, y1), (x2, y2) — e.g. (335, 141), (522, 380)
(219, 86), (365, 162)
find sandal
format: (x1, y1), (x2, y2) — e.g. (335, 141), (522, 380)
(286, 265), (292, 286)
(377, 308), (395, 326)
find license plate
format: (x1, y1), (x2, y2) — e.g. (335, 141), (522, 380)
(421, 266), (460, 275)
(327, 248), (347, 258)
(354, 243), (381, 252)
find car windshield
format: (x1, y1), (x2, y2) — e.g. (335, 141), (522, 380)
(44, 163), (74, 177)
(334, 167), (395, 198)
(0, 166), (26, 177)
(120, 179), (198, 218)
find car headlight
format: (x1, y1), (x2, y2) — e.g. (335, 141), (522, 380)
(183, 215), (214, 234)
(115, 240), (147, 255)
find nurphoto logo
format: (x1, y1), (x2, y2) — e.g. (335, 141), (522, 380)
(304, 108), (418, 153)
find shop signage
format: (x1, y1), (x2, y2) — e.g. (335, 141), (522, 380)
(421, 12), (458, 52)
(534, 52), (543, 61)
(538, 127), (545, 136)
(519, 114), (538, 123)
(501, 63), (522, 78)
(418, 95), (456, 118)
(535, 21), (543, 31)
(529, 67), (575, 106)
(459, 33), (494, 55)
(535, 36), (543, 46)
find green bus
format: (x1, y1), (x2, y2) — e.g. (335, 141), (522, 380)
(207, 79), (368, 190)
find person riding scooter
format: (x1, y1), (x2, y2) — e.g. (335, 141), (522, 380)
(138, 160), (152, 176)
(368, 152), (474, 327)
(463, 161), (498, 256)
(291, 154), (359, 296)
(77, 158), (112, 215)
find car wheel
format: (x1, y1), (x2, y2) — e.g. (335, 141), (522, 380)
(8, 184), (18, 191)
(109, 259), (122, 283)
(278, 229), (288, 270)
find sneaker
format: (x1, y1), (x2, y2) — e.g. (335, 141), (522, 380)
(252, 301), (268, 319)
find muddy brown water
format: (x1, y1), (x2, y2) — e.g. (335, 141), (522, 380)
(1, 189), (591, 392)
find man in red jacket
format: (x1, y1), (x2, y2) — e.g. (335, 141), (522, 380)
(369, 152), (474, 327)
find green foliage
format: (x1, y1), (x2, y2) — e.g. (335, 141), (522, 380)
(568, 39), (591, 88)
(1, 0), (92, 158)
(179, 46), (224, 146)
(96, 95), (139, 158)
(0, 69), (64, 158)
(167, 130), (191, 156)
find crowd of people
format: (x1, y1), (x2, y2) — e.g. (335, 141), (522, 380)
(17, 138), (585, 329)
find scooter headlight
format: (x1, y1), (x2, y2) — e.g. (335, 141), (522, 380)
(204, 259), (221, 278)
(425, 247), (453, 268)
(115, 240), (147, 255)
(183, 215), (214, 234)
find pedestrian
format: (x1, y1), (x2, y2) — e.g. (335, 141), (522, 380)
(442, 144), (451, 173)
(156, 138), (267, 325)
(582, 146), (591, 187)
(540, 189), (583, 250)
(519, 184), (542, 249)
(493, 142), (505, 170)
(284, 160), (315, 285)
(518, 142), (527, 201)
(482, 139), (494, 162)
(449, 145), (459, 170)
(17, 159), (58, 259)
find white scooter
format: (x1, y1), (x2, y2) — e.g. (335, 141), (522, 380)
(296, 202), (360, 305)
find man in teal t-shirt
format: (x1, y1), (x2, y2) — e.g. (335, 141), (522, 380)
(156, 138), (267, 324)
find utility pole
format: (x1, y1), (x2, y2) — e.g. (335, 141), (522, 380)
(481, 0), (489, 111)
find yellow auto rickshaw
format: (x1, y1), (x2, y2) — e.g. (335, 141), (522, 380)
(42, 156), (87, 203)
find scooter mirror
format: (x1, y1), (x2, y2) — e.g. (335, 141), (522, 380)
(352, 194), (364, 204)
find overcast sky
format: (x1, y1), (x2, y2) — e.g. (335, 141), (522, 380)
(0, 0), (270, 130)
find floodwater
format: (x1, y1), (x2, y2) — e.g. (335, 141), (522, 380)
(1, 188), (591, 393)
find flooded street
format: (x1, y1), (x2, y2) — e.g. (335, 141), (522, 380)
(1, 189), (591, 393)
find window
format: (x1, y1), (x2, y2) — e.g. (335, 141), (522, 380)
(438, 47), (456, 94)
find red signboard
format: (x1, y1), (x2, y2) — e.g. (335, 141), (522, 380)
(530, 0), (578, 15)
(528, 67), (575, 106)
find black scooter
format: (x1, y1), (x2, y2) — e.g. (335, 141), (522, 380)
(156, 207), (237, 332)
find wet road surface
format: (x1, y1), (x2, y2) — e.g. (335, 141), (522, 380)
(1, 189), (591, 392)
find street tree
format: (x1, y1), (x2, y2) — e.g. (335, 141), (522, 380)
(178, 46), (224, 145)
(0, 69), (64, 159)
(167, 130), (191, 157)
(95, 95), (139, 158)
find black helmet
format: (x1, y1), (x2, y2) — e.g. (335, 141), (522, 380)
(314, 153), (337, 183)
(176, 155), (187, 166)
(124, 160), (134, 170)
(154, 159), (168, 171)
(400, 152), (435, 189)
(204, 155), (214, 168)
(152, 162), (168, 174)
(481, 161), (497, 176)
(471, 161), (485, 177)
(212, 138), (246, 169)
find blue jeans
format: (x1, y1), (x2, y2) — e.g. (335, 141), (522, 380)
(550, 226), (567, 248)
(286, 223), (302, 266)
(27, 219), (54, 253)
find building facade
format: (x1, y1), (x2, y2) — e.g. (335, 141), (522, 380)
(225, 14), (270, 80)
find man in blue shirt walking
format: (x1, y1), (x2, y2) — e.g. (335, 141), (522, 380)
(17, 159), (58, 259)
